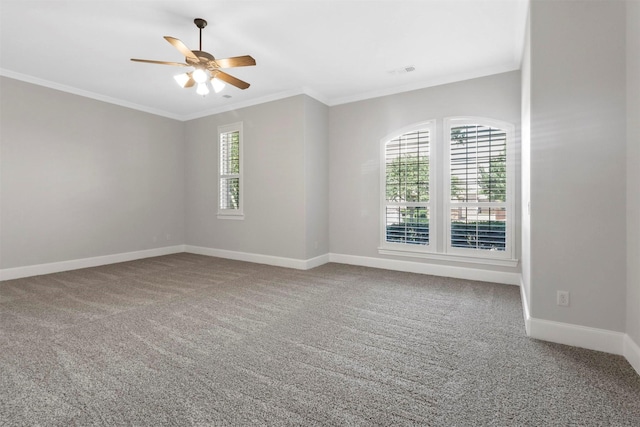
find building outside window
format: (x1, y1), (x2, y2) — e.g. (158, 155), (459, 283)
(380, 117), (515, 265)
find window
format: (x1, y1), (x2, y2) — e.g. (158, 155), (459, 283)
(381, 122), (435, 252)
(445, 118), (514, 260)
(218, 122), (243, 219)
(380, 118), (515, 265)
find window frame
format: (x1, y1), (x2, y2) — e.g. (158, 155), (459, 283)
(217, 122), (244, 220)
(378, 118), (518, 267)
(379, 121), (437, 254)
(443, 117), (515, 261)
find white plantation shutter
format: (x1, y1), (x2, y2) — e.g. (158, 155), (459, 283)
(380, 118), (516, 265)
(381, 123), (434, 249)
(218, 123), (243, 218)
(446, 118), (514, 258)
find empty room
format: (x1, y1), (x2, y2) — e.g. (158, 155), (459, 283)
(1, 0), (639, 425)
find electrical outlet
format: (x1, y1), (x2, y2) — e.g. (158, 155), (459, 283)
(557, 290), (570, 307)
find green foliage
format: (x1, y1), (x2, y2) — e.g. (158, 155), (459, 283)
(221, 131), (240, 210)
(478, 151), (506, 202)
(385, 153), (429, 202)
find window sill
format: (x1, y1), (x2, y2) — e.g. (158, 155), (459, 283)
(378, 247), (519, 268)
(217, 214), (245, 220)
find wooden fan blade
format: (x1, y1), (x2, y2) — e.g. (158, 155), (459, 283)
(164, 36), (199, 63)
(213, 55), (256, 68)
(184, 76), (196, 88)
(214, 71), (250, 90)
(131, 59), (190, 67)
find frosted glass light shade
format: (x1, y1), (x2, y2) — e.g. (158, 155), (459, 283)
(196, 82), (210, 96)
(174, 73), (191, 88)
(193, 68), (209, 84)
(211, 78), (226, 93)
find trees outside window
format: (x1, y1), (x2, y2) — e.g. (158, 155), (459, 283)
(218, 123), (244, 219)
(381, 118), (514, 263)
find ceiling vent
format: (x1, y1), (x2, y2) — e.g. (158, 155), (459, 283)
(388, 65), (416, 75)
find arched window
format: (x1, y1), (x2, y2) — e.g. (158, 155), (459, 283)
(445, 118), (514, 259)
(380, 122), (435, 252)
(380, 118), (515, 264)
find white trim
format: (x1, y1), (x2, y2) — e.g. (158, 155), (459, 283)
(519, 273), (632, 360)
(306, 253), (332, 269)
(520, 275), (531, 335)
(218, 122), (244, 217)
(182, 88), (329, 121)
(624, 334), (640, 376)
(0, 70), (330, 122)
(0, 245), (186, 281)
(379, 247), (518, 267)
(380, 121), (437, 253)
(184, 245), (329, 270)
(528, 317), (625, 355)
(3, 245), (638, 377)
(329, 253), (520, 285)
(216, 214), (245, 220)
(3, 66), (522, 122)
(443, 117), (516, 260)
(0, 69), (184, 121)
(328, 63), (520, 107)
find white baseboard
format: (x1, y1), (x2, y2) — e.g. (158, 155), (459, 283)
(4, 245), (638, 376)
(519, 278), (625, 355)
(519, 278), (532, 336)
(306, 253), (332, 269)
(528, 316), (625, 355)
(184, 245), (330, 270)
(0, 245), (186, 281)
(329, 253), (520, 285)
(624, 334), (640, 376)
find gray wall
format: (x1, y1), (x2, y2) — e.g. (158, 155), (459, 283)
(627, 0), (640, 346)
(520, 7), (532, 306)
(185, 95), (327, 261)
(329, 71), (521, 272)
(303, 96), (330, 259)
(528, 0), (627, 331)
(0, 77), (185, 269)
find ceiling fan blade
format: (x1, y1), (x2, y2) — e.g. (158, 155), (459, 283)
(214, 71), (250, 90)
(164, 36), (200, 63)
(213, 55), (256, 68)
(131, 59), (190, 67)
(184, 76), (196, 88)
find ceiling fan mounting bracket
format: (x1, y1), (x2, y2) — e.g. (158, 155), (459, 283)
(194, 18), (207, 29)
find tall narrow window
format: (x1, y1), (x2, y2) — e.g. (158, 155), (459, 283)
(445, 118), (514, 258)
(381, 123), (434, 251)
(218, 122), (243, 219)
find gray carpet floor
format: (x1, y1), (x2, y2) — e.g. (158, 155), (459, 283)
(1, 253), (639, 426)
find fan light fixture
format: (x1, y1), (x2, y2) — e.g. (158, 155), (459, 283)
(211, 77), (226, 93)
(173, 73), (192, 88)
(174, 70), (226, 96)
(131, 18), (255, 98)
(192, 68), (209, 84)
(196, 82), (210, 96)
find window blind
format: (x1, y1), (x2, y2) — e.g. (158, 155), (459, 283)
(384, 129), (430, 246)
(449, 124), (507, 252)
(219, 130), (240, 211)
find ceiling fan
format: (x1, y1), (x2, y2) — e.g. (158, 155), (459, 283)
(131, 18), (256, 96)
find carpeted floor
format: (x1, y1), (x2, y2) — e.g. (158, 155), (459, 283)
(1, 253), (639, 426)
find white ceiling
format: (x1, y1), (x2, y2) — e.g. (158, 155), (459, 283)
(0, 0), (529, 121)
